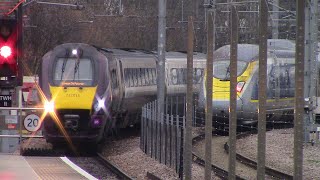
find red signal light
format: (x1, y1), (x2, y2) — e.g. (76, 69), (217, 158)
(0, 45), (12, 58)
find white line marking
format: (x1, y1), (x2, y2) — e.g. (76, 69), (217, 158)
(60, 156), (98, 180)
(22, 156), (42, 179)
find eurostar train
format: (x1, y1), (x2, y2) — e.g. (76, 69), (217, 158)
(198, 40), (297, 127)
(40, 43), (206, 144)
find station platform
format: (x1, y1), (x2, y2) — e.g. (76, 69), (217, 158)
(0, 154), (97, 180)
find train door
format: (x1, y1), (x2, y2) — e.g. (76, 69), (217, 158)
(109, 58), (123, 112)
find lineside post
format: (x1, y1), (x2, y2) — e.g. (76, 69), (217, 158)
(157, 0), (166, 148)
(205, 10), (214, 180)
(294, 0), (305, 179)
(183, 16), (194, 180)
(228, 5), (238, 179)
(257, 0), (268, 178)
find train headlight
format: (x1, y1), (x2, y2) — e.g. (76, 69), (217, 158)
(70, 48), (83, 58)
(44, 101), (55, 113)
(72, 49), (78, 55)
(94, 99), (105, 112)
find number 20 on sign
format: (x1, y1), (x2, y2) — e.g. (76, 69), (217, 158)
(24, 114), (41, 132)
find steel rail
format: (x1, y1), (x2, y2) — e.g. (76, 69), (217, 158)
(192, 152), (245, 180)
(146, 171), (162, 180)
(192, 130), (293, 179)
(224, 132), (294, 179)
(96, 153), (133, 180)
(192, 132), (245, 179)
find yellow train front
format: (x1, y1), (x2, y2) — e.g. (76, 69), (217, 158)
(198, 41), (296, 128)
(40, 43), (109, 144)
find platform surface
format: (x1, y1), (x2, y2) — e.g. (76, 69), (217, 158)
(0, 154), (40, 180)
(0, 154), (95, 180)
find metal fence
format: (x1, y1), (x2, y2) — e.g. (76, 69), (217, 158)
(141, 96), (196, 177)
(0, 86), (44, 154)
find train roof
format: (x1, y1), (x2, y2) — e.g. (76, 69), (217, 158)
(98, 48), (155, 56)
(97, 47), (206, 61)
(213, 44), (259, 62)
(214, 40), (296, 63)
(165, 51), (206, 61)
(267, 39), (295, 50)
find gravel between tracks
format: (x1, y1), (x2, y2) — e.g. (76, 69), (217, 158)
(236, 128), (320, 179)
(101, 136), (220, 179)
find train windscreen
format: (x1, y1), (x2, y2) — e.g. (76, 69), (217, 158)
(212, 60), (248, 80)
(53, 58), (94, 86)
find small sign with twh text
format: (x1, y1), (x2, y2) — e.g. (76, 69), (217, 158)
(0, 95), (12, 107)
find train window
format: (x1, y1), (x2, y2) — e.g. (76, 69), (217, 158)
(181, 69), (187, 84)
(137, 68), (142, 86)
(170, 68), (186, 85)
(124, 69), (130, 87)
(123, 68), (157, 87)
(149, 68), (156, 85)
(130, 69), (134, 87)
(170, 68), (204, 85)
(212, 60), (248, 80)
(279, 65), (295, 98)
(124, 69), (131, 87)
(141, 68), (146, 86)
(194, 68), (204, 84)
(144, 68), (148, 85)
(152, 68), (157, 85)
(267, 65), (277, 99)
(145, 68), (150, 85)
(111, 69), (118, 89)
(129, 69), (134, 87)
(133, 68), (138, 86)
(170, 69), (178, 85)
(53, 58), (93, 86)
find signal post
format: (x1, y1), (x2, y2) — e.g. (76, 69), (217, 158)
(0, 1), (23, 153)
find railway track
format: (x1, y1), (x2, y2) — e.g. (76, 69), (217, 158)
(224, 132), (293, 179)
(95, 153), (133, 180)
(192, 134), (247, 179)
(192, 131), (293, 179)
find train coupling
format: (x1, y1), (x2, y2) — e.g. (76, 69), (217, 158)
(64, 114), (79, 130)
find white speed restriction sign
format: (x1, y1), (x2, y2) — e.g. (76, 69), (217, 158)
(24, 114), (41, 132)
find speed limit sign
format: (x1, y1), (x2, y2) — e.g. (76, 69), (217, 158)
(24, 114), (41, 132)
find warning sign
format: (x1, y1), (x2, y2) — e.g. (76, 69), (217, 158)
(24, 114), (41, 132)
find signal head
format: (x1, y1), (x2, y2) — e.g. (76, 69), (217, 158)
(0, 45), (12, 58)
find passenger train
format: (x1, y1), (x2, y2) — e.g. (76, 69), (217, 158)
(40, 39), (299, 144)
(198, 39), (297, 127)
(40, 43), (206, 144)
